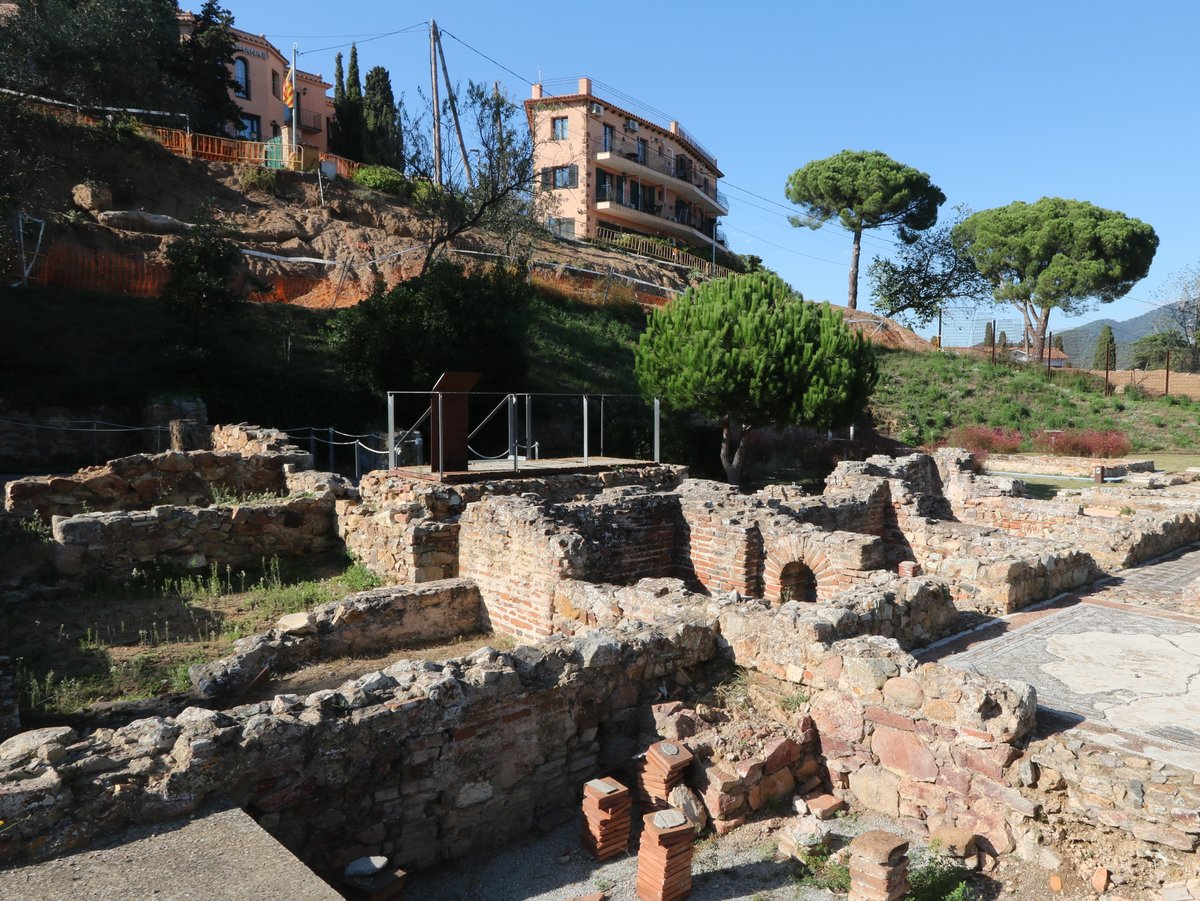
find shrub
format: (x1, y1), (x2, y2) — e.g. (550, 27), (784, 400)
(1031, 429), (1132, 458)
(352, 164), (408, 196)
(945, 425), (1023, 454)
(236, 165), (278, 195)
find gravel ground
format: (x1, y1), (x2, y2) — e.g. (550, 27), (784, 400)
(403, 806), (1092, 901)
(408, 809), (915, 901)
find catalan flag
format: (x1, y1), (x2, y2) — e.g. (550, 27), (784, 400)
(282, 69), (295, 109)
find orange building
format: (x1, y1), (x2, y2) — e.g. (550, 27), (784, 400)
(178, 11), (335, 153)
(525, 77), (727, 250)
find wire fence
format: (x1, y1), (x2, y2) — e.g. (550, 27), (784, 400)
(0, 416), (170, 468)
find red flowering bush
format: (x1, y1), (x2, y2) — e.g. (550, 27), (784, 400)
(1030, 429), (1131, 458)
(945, 425), (1024, 454)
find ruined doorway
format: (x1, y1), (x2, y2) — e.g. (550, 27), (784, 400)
(777, 560), (818, 603)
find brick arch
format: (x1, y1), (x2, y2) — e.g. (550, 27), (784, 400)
(762, 534), (840, 605)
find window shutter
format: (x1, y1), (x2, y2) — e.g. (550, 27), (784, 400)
(568, 165), (578, 188)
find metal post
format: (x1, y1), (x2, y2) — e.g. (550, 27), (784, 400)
(600, 395), (605, 458)
(290, 44), (299, 159)
(582, 395), (589, 465)
(387, 393), (396, 470)
(1165, 350), (1171, 396)
(437, 392), (444, 477)
(328, 427), (335, 471)
(508, 394), (518, 472)
(525, 394), (532, 462)
(92, 421), (98, 465)
(653, 398), (661, 463)
(355, 443), (361, 481)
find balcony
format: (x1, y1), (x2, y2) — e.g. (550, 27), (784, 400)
(595, 184), (721, 248)
(298, 110), (322, 133)
(594, 132), (728, 216)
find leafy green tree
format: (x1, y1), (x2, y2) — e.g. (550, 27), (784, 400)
(172, 0), (242, 135)
(1154, 265), (1200, 372)
(785, 150), (945, 310)
(363, 66), (404, 168)
(0, 0), (180, 110)
(402, 80), (540, 272)
(1053, 334), (1065, 352)
(867, 205), (990, 326)
(323, 260), (530, 397)
(955, 198), (1158, 362)
(1093, 325), (1116, 369)
(998, 331), (1008, 349)
(1129, 331), (1191, 371)
(635, 272), (877, 485)
(983, 321), (995, 348)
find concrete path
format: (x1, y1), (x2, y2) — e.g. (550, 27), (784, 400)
(0, 803), (340, 900)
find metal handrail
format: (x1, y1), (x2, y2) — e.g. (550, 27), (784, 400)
(596, 131), (724, 206)
(467, 394), (512, 442)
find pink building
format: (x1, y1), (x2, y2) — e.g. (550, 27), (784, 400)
(525, 77), (727, 250)
(178, 11), (335, 153)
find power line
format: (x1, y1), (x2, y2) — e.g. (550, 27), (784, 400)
(722, 223), (846, 267)
(722, 180), (899, 252)
(296, 21), (429, 56)
(438, 28), (534, 87)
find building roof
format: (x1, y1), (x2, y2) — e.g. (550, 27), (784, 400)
(177, 11), (331, 91)
(525, 86), (723, 178)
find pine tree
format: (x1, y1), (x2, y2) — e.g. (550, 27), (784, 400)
(983, 321), (994, 347)
(1093, 325), (1116, 369)
(173, 0), (242, 135)
(635, 272), (878, 485)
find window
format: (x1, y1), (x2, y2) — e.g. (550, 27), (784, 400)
(602, 124), (614, 152)
(637, 138), (647, 164)
(551, 116), (568, 140)
(233, 57), (250, 99)
(547, 217), (576, 239)
(236, 115), (261, 141)
(271, 70), (281, 100)
(541, 165), (578, 190)
(271, 121), (281, 139)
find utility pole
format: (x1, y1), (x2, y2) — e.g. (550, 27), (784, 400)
(433, 24), (474, 188)
(429, 20), (442, 187)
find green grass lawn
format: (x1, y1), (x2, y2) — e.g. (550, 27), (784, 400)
(871, 349), (1200, 453)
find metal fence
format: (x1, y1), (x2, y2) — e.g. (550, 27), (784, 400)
(385, 391), (661, 476)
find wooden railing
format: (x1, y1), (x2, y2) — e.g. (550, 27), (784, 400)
(593, 226), (735, 279)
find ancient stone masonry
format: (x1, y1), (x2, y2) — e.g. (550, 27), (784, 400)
(5, 446), (313, 521)
(209, 423), (309, 458)
(189, 579), (483, 699)
(51, 495), (339, 581)
(337, 465), (687, 585)
(0, 618), (717, 873)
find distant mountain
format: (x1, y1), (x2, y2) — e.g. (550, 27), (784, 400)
(1056, 303), (1179, 369)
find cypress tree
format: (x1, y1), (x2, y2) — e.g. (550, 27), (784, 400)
(1093, 325), (1116, 369)
(983, 321), (994, 347)
(363, 65), (403, 169)
(635, 272), (877, 485)
(331, 43), (364, 160)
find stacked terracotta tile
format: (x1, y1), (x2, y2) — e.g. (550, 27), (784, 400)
(848, 829), (910, 901)
(581, 776), (632, 860)
(636, 740), (693, 810)
(636, 807), (695, 901)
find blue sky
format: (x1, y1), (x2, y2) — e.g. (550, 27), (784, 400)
(230, 1), (1198, 339)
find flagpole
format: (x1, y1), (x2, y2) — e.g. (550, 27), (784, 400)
(291, 43), (299, 164)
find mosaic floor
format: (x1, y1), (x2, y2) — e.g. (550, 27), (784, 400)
(940, 548), (1200, 769)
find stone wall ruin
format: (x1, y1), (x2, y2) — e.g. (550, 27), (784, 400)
(5, 437), (1200, 893)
